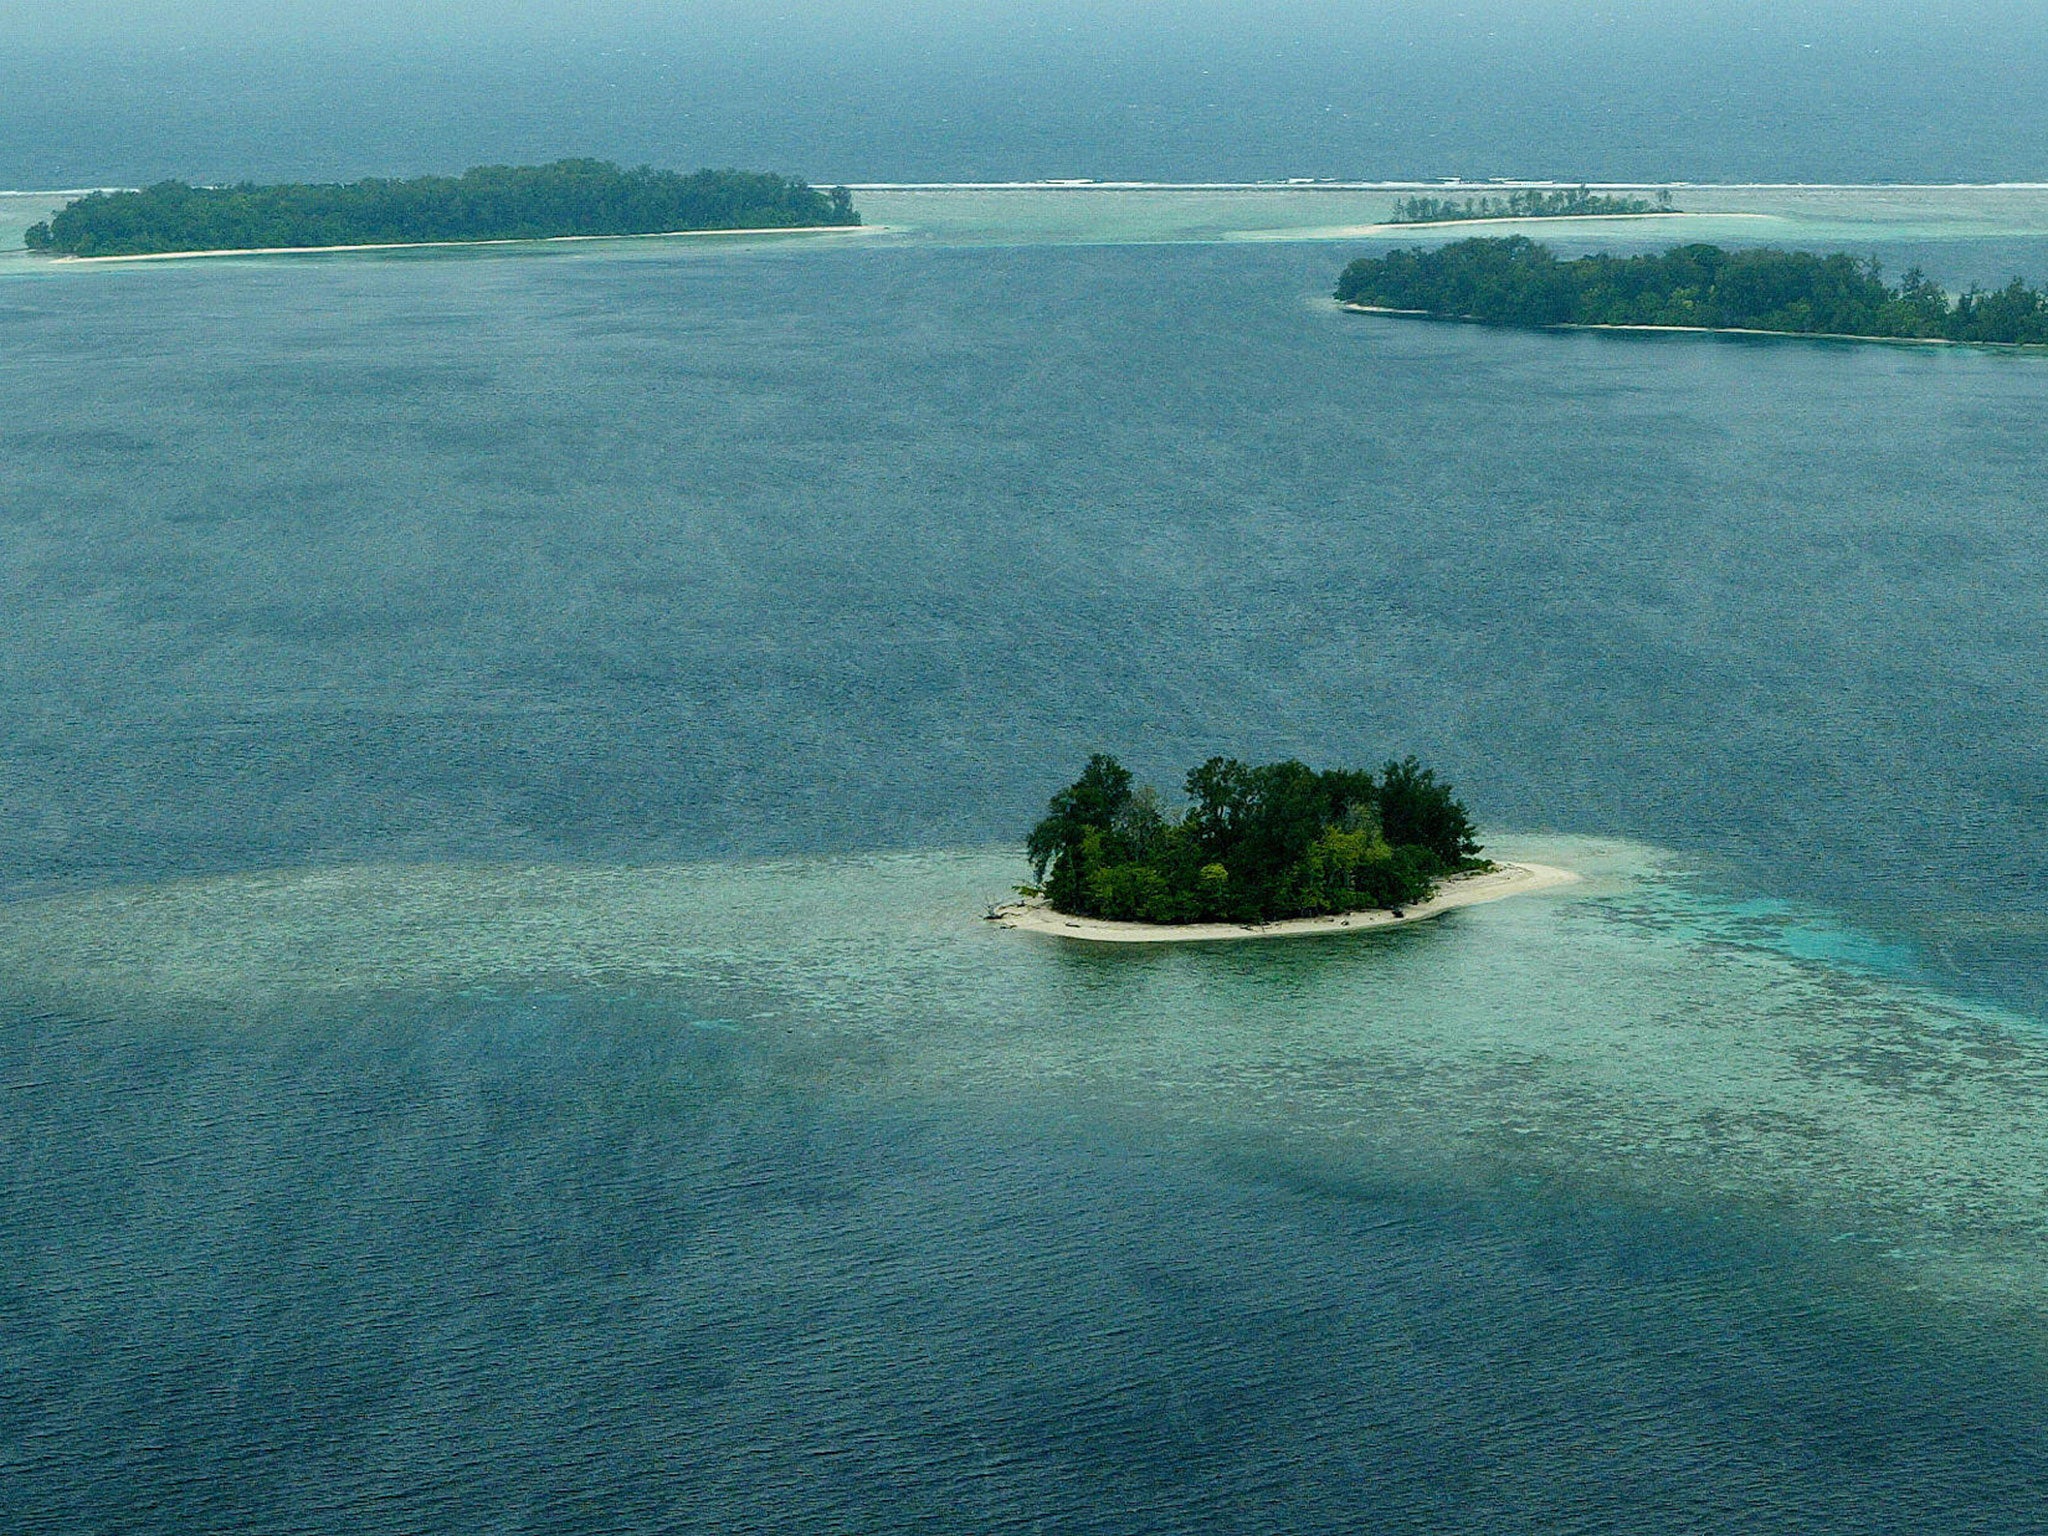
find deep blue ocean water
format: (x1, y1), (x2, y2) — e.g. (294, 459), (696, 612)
(8, 144), (2048, 1534)
(5, 5), (2048, 186)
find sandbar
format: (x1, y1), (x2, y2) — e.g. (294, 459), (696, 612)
(1368, 211), (1696, 232)
(1232, 212), (1763, 243)
(991, 861), (1579, 943)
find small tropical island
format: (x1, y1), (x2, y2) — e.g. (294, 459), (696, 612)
(23, 160), (861, 258)
(1336, 236), (2048, 345)
(1389, 187), (1677, 224)
(993, 753), (1575, 943)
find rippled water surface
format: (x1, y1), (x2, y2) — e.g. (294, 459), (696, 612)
(6, 195), (2048, 1530)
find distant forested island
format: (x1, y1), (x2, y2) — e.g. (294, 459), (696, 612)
(24, 161), (861, 257)
(1336, 237), (2048, 344)
(1023, 754), (1483, 925)
(1390, 188), (1676, 224)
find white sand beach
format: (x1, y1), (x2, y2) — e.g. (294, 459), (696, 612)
(1336, 302), (2033, 349)
(990, 860), (1579, 943)
(51, 223), (880, 263)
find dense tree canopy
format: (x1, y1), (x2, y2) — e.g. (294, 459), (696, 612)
(1390, 187), (1675, 223)
(1336, 236), (2048, 345)
(1026, 754), (1483, 926)
(24, 161), (860, 257)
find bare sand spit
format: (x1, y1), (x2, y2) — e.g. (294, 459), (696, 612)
(991, 861), (1580, 943)
(1358, 211), (1700, 232)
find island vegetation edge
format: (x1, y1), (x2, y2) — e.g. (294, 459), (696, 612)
(992, 860), (1579, 943)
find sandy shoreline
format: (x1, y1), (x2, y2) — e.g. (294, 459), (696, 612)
(1338, 302), (2045, 350)
(47, 224), (879, 264)
(990, 861), (1579, 943)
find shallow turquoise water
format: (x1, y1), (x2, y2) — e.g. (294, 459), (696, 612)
(10, 843), (2048, 1529)
(7, 198), (2048, 1528)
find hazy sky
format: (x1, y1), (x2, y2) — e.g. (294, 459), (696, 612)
(1, 0), (2000, 49)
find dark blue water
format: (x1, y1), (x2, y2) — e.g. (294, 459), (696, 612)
(8, 987), (2048, 1534)
(8, 228), (2048, 1529)
(7, 239), (2048, 1004)
(5, 2), (2048, 186)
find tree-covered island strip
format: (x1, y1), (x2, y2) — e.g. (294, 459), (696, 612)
(24, 161), (861, 258)
(992, 753), (1577, 942)
(1389, 187), (1677, 224)
(1337, 236), (2048, 345)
